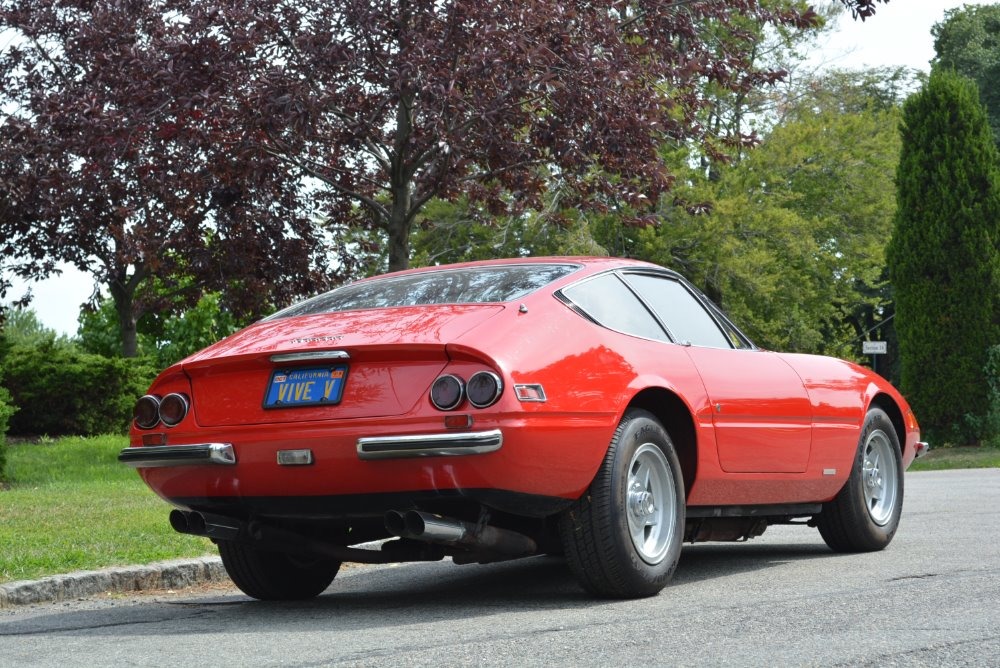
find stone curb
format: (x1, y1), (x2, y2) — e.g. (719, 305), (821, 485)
(0, 556), (226, 608)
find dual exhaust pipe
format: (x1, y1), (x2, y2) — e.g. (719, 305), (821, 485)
(384, 510), (537, 558)
(169, 508), (537, 562)
(169, 509), (240, 541)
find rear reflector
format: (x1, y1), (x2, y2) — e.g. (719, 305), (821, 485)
(514, 384), (547, 402)
(444, 414), (473, 429)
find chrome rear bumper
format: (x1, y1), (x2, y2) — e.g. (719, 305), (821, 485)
(357, 429), (503, 460)
(118, 443), (236, 468)
(914, 441), (930, 458)
(120, 430), (503, 467)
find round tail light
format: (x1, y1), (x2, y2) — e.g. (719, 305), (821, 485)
(467, 371), (503, 408)
(430, 375), (465, 411)
(158, 393), (190, 427)
(133, 395), (161, 429)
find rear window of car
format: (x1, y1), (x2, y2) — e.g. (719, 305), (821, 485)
(266, 263), (580, 319)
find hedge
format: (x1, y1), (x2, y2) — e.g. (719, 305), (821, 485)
(2, 341), (157, 436)
(0, 384), (14, 479)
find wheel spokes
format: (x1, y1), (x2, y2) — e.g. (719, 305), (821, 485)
(625, 443), (677, 564)
(862, 430), (898, 527)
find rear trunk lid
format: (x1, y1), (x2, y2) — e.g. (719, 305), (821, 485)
(182, 304), (504, 427)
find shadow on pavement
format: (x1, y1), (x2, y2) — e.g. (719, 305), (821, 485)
(0, 540), (837, 639)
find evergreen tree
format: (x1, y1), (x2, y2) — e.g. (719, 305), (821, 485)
(933, 4), (1000, 146)
(887, 69), (1000, 444)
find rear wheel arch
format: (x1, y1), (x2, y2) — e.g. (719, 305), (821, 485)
(558, 407), (685, 597)
(628, 388), (697, 496)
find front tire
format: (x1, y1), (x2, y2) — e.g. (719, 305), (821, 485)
(817, 407), (904, 552)
(558, 409), (685, 598)
(218, 540), (341, 601)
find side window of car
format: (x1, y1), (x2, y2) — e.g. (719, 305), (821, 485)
(623, 274), (733, 349)
(561, 274), (669, 341)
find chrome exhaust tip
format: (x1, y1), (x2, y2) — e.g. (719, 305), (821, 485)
(383, 509), (537, 557)
(384, 510), (409, 538)
(169, 510), (226, 538)
(404, 511), (467, 542)
(169, 509), (190, 534)
(169, 509), (207, 535)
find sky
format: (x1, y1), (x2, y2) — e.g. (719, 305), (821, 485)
(812, 0), (996, 71)
(4, 0), (997, 336)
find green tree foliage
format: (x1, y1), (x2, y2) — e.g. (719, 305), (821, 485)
(0, 295), (245, 439)
(933, 3), (1000, 145)
(0, 384), (13, 477)
(412, 67), (910, 364)
(695, 0), (843, 171)
(985, 345), (1000, 447)
(0, 297), (236, 438)
(148, 293), (241, 368)
(0, 331), (15, 479)
(75, 302), (124, 361)
(1, 307), (72, 347)
(887, 69), (1000, 444)
(642, 68), (908, 357)
(78, 292), (242, 369)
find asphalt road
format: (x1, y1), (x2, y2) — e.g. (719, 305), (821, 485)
(1, 469), (998, 667)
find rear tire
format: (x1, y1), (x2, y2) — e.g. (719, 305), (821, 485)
(218, 540), (340, 601)
(558, 409), (685, 598)
(817, 407), (903, 552)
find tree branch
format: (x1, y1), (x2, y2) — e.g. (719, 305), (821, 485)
(261, 146), (390, 222)
(27, 34), (69, 83)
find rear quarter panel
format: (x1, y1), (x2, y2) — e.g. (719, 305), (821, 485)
(448, 289), (710, 499)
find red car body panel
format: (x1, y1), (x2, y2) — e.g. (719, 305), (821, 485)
(127, 257), (922, 523)
(182, 305), (505, 427)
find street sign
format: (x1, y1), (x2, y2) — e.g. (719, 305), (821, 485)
(862, 341), (887, 355)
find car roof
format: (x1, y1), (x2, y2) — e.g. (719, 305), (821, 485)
(362, 256), (670, 280)
(332, 257), (689, 301)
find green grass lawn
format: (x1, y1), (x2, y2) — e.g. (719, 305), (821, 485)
(0, 436), (213, 584)
(908, 444), (1000, 471)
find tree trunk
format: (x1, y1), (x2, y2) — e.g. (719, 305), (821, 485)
(387, 90), (414, 273)
(111, 286), (140, 358)
(387, 184), (412, 273)
(114, 296), (139, 357)
(108, 265), (147, 358)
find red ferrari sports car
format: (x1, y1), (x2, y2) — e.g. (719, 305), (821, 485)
(120, 257), (927, 599)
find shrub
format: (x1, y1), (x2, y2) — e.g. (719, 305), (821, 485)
(985, 345), (1000, 448)
(2, 340), (157, 436)
(0, 384), (15, 479)
(0, 330), (14, 479)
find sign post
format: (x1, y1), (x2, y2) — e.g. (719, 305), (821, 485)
(862, 341), (887, 374)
